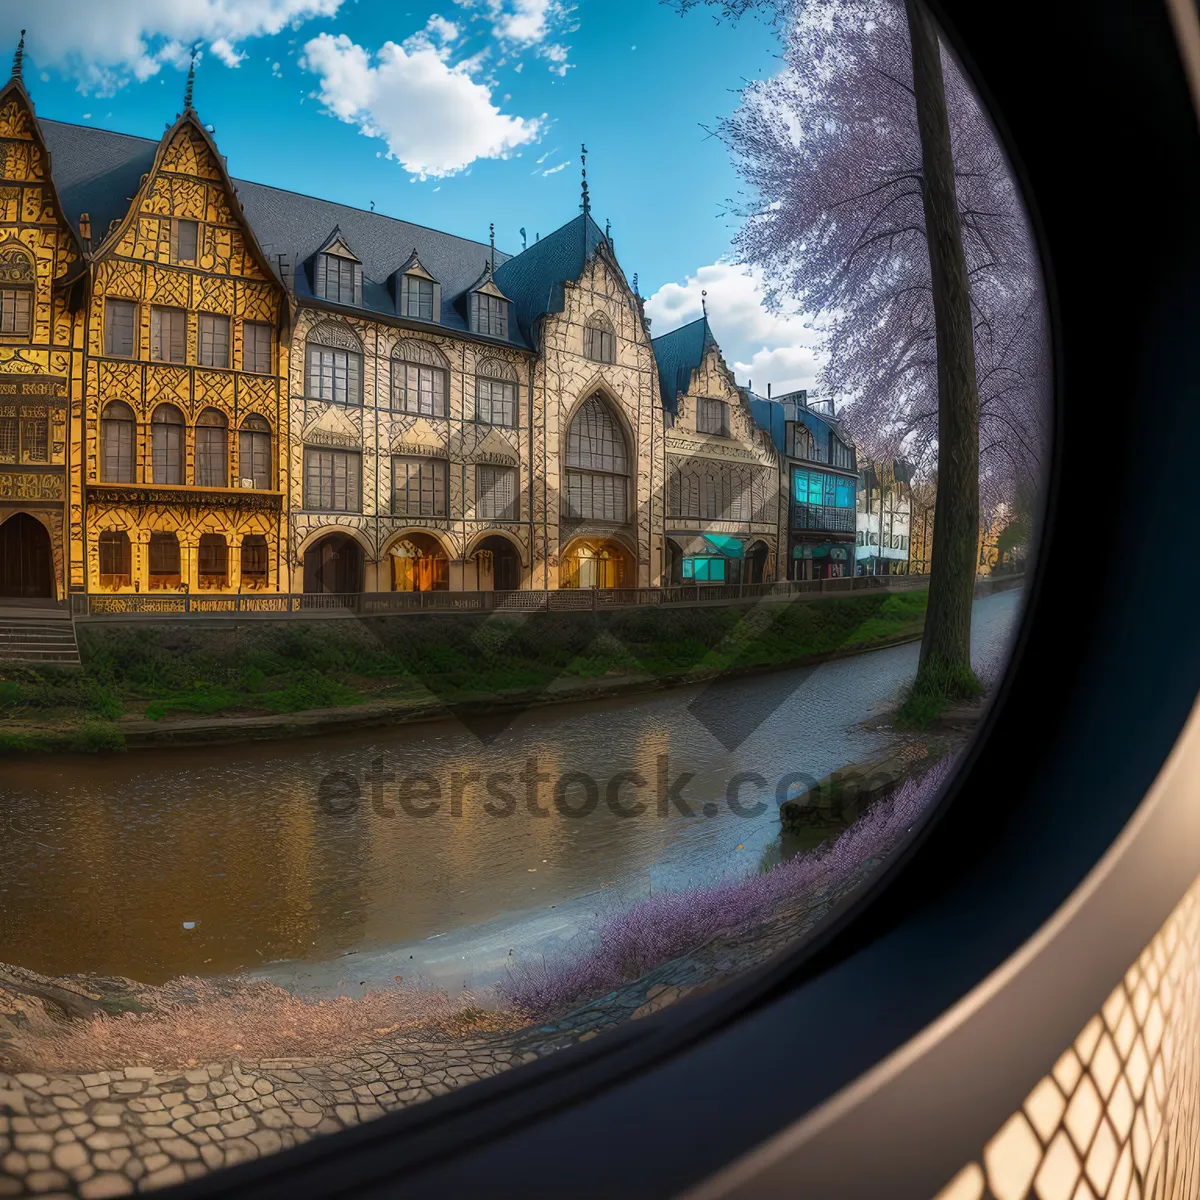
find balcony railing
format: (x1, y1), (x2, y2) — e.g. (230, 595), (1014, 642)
(791, 503), (857, 533)
(70, 573), (956, 619)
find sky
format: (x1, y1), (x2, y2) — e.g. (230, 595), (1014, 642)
(0, 0), (821, 393)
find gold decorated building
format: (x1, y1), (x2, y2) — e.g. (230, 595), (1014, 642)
(0, 59), (806, 606)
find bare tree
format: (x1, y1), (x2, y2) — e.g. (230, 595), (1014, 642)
(669, 0), (1049, 702)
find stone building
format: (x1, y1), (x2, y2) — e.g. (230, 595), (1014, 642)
(651, 313), (781, 584)
(0, 60), (86, 601)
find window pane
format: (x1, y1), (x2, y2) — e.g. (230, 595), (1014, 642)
(477, 465), (517, 520)
(198, 314), (230, 368)
(100, 410), (135, 483)
(304, 448), (361, 512)
(239, 430), (271, 489)
(477, 378), (516, 427)
(20, 418), (47, 463)
(151, 308), (186, 363)
(244, 322), (272, 373)
(0, 288), (31, 335)
(106, 299), (136, 357)
(151, 410), (184, 485)
(177, 220), (198, 263)
(392, 456), (448, 516)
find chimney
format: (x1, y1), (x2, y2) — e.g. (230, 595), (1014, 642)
(767, 382), (772, 399)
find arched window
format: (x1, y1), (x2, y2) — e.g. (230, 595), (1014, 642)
(392, 339), (449, 416)
(240, 535), (269, 589)
(389, 533), (449, 593)
(0, 242), (34, 337)
(583, 313), (615, 364)
(100, 400), (135, 483)
(151, 404), (185, 484)
(196, 409), (228, 487)
(238, 416), (272, 490)
(148, 532), (181, 589)
(475, 357), (518, 428)
(564, 393), (629, 522)
(198, 533), (228, 589)
(97, 530), (131, 589)
(306, 322), (363, 406)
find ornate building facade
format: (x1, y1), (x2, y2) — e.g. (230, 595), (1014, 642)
(0, 64), (85, 601)
(0, 60), (819, 603)
(77, 110), (288, 600)
(653, 314), (781, 585)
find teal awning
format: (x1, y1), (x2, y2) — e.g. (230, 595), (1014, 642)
(702, 535), (744, 559)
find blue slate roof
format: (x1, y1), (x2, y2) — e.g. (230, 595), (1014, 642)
(491, 213), (608, 346)
(650, 315), (717, 415)
(37, 117), (521, 344)
(747, 390), (857, 468)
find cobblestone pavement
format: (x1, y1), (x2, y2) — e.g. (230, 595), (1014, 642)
(0, 849), (875, 1197)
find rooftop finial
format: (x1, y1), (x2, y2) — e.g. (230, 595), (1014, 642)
(632, 272), (639, 295)
(605, 217), (610, 240)
(489, 221), (495, 270)
(520, 226), (527, 251)
(701, 288), (708, 318)
(580, 143), (589, 217)
(183, 45), (198, 111)
(12, 30), (24, 82)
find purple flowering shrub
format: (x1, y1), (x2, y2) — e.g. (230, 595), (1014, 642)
(498, 754), (959, 1018)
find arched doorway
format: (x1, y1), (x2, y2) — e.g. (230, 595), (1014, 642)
(0, 513), (55, 598)
(389, 532), (448, 592)
(303, 533), (364, 594)
(746, 540), (769, 584)
(560, 538), (632, 589)
(474, 535), (521, 591)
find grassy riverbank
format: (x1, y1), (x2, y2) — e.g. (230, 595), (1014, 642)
(0, 590), (929, 755)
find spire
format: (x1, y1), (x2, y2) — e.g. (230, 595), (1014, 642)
(579, 143), (590, 217)
(12, 29), (24, 82)
(489, 221), (495, 270)
(605, 217), (611, 241)
(520, 226), (527, 251)
(183, 45), (198, 112)
(632, 272), (639, 296)
(701, 289), (708, 319)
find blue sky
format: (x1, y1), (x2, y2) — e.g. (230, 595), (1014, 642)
(2, 0), (820, 392)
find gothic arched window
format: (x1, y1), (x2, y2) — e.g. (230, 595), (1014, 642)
(583, 313), (615, 364)
(151, 404), (185, 485)
(100, 401), (136, 483)
(238, 416), (272, 490)
(564, 393), (629, 522)
(306, 322), (364, 406)
(392, 338), (449, 417)
(196, 408), (228, 487)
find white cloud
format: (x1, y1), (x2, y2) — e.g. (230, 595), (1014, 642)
(540, 158), (569, 175)
(645, 261), (823, 398)
(459, 0), (574, 74)
(14, 0), (343, 94)
(301, 25), (543, 180)
(487, 0), (555, 43)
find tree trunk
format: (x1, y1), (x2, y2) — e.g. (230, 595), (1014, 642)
(905, 0), (980, 695)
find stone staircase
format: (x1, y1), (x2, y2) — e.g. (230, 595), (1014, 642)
(0, 605), (81, 666)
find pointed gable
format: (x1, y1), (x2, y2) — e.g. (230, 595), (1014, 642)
(0, 76), (86, 285)
(651, 315), (718, 416)
(310, 225), (363, 306)
(391, 248), (441, 322)
(491, 213), (611, 345)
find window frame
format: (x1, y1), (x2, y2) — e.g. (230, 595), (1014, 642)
(476, 463), (519, 521)
(391, 455), (449, 517)
(243, 321), (273, 374)
(174, 218), (199, 265)
(0, 286), (32, 337)
(197, 312), (231, 369)
(306, 342), (364, 407)
(471, 292), (509, 340)
(303, 446), (363, 513)
(105, 298), (137, 358)
(150, 305), (188, 364)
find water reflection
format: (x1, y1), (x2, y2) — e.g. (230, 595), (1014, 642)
(0, 591), (1019, 984)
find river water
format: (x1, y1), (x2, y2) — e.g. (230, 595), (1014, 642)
(0, 591), (1020, 992)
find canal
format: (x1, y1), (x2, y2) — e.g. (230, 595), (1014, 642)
(0, 590), (1020, 992)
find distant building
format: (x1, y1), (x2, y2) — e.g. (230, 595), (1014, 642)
(856, 462), (913, 575)
(747, 389), (857, 580)
(652, 316), (781, 584)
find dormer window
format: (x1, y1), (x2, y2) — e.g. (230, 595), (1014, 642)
(313, 230), (363, 306)
(472, 293), (508, 339)
(393, 250), (441, 323)
(318, 254), (361, 305)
